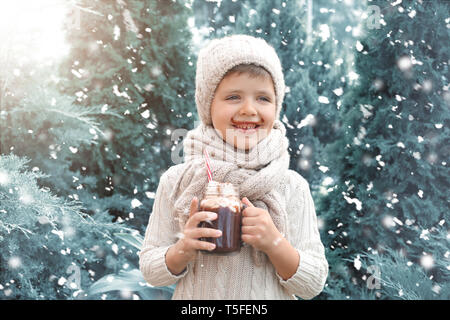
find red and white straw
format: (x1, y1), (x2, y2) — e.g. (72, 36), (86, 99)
(203, 149), (213, 182)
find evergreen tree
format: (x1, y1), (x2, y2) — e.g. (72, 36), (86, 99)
(59, 0), (197, 230)
(192, 0), (257, 38)
(0, 6), (137, 299)
(0, 63), (120, 198)
(360, 224), (450, 299)
(0, 154), (129, 299)
(87, 231), (175, 299)
(317, 0), (450, 299)
(310, 0), (368, 53)
(2, 0), (447, 300)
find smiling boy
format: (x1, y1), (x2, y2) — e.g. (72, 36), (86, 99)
(139, 34), (328, 300)
(211, 64), (276, 151)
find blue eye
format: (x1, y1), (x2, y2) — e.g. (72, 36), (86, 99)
(226, 95), (271, 102)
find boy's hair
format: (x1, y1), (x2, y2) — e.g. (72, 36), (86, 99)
(224, 63), (272, 81)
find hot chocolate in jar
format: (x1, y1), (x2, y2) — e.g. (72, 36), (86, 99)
(199, 181), (243, 255)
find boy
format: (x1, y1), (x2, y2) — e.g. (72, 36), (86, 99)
(139, 34), (328, 299)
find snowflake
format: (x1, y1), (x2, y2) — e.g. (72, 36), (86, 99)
(131, 199), (142, 208)
(69, 146), (78, 154)
(353, 255), (361, 270)
(58, 277), (67, 286)
(145, 191), (155, 199)
(0, 171), (10, 185)
(318, 96), (330, 104)
(422, 79), (432, 92)
(296, 114), (316, 129)
(419, 229), (429, 240)
(318, 24), (330, 41)
(318, 166), (329, 173)
(382, 215), (396, 228)
(397, 56), (412, 71)
(335, 58), (344, 66)
(343, 194), (362, 211)
(298, 159), (310, 171)
(348, 71), (359, 81)
(333, 88), (343, 96)
(8, 256), (22, 269)
(71, 69), (82, 79)
(151, 66), (161, 77)
(396, 142), (406, 149)
(52, 229), (64, 241)
(112, 25), (120, 41)
(420, 254), (434, 270)
(144, 83), (154, 92)
(273, 237), (282, 246)
(356, 41), (363, 52)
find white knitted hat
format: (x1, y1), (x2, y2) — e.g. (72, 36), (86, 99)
(195, 34), (285, 126)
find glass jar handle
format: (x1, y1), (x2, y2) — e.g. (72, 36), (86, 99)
(240, 203), (247, 246)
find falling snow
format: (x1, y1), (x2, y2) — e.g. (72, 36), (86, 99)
(0, 0), (447, 301)
(8, 256), (22, 269)
(131, 199), (142, 208)
(353, 255), (362, 270)
(318, 96), (330, 104)
(0, 171), (10, 185)
(420, 254), (434, 270)
(343, 194), (362, 211)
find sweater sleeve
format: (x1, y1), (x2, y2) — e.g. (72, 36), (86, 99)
(139, 168), (188, 287)
(276, 172), (329, 299)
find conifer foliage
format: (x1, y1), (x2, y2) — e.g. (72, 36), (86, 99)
(59, 0), (196, 210)
(0, 154), (128, 299)
(317, 0), (449, 299)
(0, 0), (448, 300)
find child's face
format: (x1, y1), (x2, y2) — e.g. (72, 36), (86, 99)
(210, 72), (276, 151)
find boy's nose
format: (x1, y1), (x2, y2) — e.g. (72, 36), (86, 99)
(239, 100), (257, 116)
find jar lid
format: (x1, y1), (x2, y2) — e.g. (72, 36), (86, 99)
(205, 180), (239, 198)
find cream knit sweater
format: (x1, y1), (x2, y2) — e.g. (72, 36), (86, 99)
(139, 163), (329, 300)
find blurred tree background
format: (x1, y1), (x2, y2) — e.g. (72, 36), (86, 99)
(0, 0), (448, 300)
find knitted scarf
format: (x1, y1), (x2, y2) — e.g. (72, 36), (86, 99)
(169, 120), (290, 265)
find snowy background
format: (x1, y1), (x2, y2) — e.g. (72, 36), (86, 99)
(0, 0), (449, 300)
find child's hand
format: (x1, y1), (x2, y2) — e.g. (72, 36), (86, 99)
(241, 197), (283, 254)
(176, 197), (222, 260)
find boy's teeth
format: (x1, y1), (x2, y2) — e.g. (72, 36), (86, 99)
(235, 124), (256, 129)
